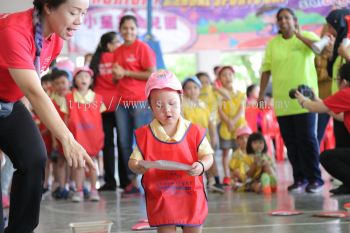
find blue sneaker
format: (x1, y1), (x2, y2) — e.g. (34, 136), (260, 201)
(83, 186), (90, 198)
(52, 187), (69, 199)
(287, 181), (308, 193)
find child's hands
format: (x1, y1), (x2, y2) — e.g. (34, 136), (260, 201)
(135, 160), (148, 174)
(254, 156), (262, 165)
(188, 161), (204, 176)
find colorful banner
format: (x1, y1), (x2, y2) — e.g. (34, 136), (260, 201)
(69, 0), (350, 54)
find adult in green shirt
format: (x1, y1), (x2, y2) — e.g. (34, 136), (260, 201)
(258, 8), (323, 193)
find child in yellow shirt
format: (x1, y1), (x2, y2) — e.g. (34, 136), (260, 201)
(182, 76), (224, 193)
(196, 72), (230, 124)
(246, 132), (277, 194)
(217, 66), (246, 185)
(229, 125), (253, 190)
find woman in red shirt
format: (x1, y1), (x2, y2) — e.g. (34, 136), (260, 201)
(112, 15), (156, 194)
(296, 62), (350, 195)
(0, 0), (94, 232)
(90, 31), (121, 191)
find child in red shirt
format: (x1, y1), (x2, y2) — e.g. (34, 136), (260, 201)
(50, 70), (71, 199)
(64, 67), (105, 202)
(129, 71), (213, 233)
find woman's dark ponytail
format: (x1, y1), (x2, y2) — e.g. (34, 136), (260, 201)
(89, 31), (118, 80)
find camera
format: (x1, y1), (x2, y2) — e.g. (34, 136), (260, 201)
(289, 85), (315, 100)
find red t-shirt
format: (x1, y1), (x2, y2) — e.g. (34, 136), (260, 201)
(93, 52), (118, 112)
(0, 8), (63, 102)
(323, 88), (350, 132)
(113, 39), (156, 102)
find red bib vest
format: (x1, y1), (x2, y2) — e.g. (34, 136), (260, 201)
(135, 123), (208, 227)
(66, 91), (104, 156)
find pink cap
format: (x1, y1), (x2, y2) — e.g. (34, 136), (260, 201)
(145, 70), (183, 98)
(73, 66), (94, 78)
(217, 65), (235, 77)
(236, 125), (252, 138)
(55, 59), (75, 73)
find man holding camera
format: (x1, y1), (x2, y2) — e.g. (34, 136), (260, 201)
(295, 62), (350, 195)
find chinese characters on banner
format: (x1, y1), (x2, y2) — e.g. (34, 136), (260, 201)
(68, 0), (350, 54)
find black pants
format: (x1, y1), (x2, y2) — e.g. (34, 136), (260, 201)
(317, 113), (330, 145)
(101, 112), (117, 187)
(0, 102), (46, 233)
(277, 113), (323, 184)
(320, 148), (350, 188)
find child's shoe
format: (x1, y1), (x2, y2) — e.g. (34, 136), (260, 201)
(223, 177), (231, 186)
(52, 187), (69, 199)
(42, 186), (50, 195)
(208, 182), (225, 194)
(122, 184), (141, 197)
(271, 186), (277, 193)
(262, 186), (272, 195)
(83, 186), (90, 199)
(72, 191), (84, 202)
(89, 190), (100, 202)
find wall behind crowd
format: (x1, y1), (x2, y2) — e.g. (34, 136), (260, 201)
(0, 0), (31, 13)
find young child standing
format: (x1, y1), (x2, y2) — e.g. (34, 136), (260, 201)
(182, 76), (224, 193)
(246, 132), (277, 194)
(38, 74), (53, 194)
(129, 70), (214, 233)
(217, 66), (246, 185)
(229, 125), (253, 190)
(63, 67), (106, 202)
(197, 72), (218, 122)
(50, 70), (71, 199)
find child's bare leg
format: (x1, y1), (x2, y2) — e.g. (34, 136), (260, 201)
(157, 225), (176, 233)
(231, 169), (242, 182)
(222, 149), (230, 178)
(207, 158), (218, 178)
(74, 167), (84, 191)
(246, 163), (257, 178)
(89, 164), (98, 191)
(207, 157), (221, 187)
(183, 225), (202, 233)
(251, 181), (261, 193)
(98, 154), (104, 178)
(43, 160), (51, 189)
(57, 157), (66, 188)
(51, 162), (59, 190)
(262, 164), (274, 176)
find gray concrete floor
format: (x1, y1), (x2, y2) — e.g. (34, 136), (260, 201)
(15, 162), (350, 233)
